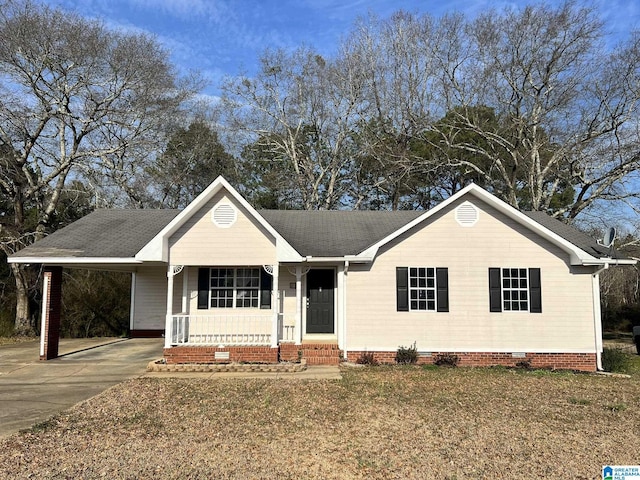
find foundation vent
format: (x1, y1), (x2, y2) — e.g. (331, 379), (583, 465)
(455, 202), (479, 227)
(212, 203), (236, 228)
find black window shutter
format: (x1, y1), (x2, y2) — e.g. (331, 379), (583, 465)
(488, 268), (502, 312)
(529, 268), (542, 313)
(436, 268), (449, 312)
(396, 267), (409, 312)
(260, 268), (272, 309)
(197, 268), (209, 310)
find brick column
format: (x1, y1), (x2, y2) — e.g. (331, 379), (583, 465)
(40, 266), (63, 361)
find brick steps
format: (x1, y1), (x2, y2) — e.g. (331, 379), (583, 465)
(279, 343), (342, 365)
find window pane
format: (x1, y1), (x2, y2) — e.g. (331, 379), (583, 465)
(409, 266), (437, 311)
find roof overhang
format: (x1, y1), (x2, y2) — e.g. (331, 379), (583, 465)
(7, 256), (142, 265)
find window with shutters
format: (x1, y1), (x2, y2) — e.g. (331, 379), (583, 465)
(397, 267), (449, 312)
(488, 267), (542, 313)
(209, 267), (260, 308)
(409, 267), (437, 311)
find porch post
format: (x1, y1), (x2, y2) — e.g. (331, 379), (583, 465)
(295, 266), (302, 345)
(181, 267), (189, 313)
(271, 265), (279, 348)
(40, 266), (62, 360)
(337, 263), (346, 352)
(164, 265), (174, 349)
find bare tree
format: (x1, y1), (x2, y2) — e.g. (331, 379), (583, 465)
(221, 47), (363, 210)
(429, 1), (640, 217)
(0, 0), (197, 333)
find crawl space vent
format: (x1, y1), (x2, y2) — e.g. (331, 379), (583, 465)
(455, 202), (479, 227)
(212, 203), (237, 228)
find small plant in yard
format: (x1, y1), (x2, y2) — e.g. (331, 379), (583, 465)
(356, 351), (379, 366)
(396, 342), (418, 364)
(602, 347), (631, 373)
(434, 353), (459, 367)
(515, 358), (532, 370)
(569, 397), (592, 406)
(604, 403), (628, 412)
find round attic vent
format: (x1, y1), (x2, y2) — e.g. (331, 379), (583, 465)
(212, 203), (236, 228)
(455, 201), (479, 227)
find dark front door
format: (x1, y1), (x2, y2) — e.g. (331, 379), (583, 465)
(306, 269), (335, 334)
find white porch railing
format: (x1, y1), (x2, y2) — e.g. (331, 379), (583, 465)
(171, 314), (274, 346)
(279, 314), (297, 343)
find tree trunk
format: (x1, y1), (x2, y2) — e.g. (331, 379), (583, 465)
(11, 263), (34, 336)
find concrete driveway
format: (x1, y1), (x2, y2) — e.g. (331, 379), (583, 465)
(0, 338), (163, 439)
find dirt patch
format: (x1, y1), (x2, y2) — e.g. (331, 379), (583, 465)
(0, 366), (638, 479)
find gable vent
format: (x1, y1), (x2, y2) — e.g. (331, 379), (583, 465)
(212, 203), (237, 228)
(455, 202), (479, 227)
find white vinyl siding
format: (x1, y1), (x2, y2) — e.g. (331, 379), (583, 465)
(346, 195), (598, 353)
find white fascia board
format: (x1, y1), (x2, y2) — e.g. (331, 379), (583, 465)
(358, 183), (602, 266)
(299, 255), (372, 263)
(135, 176), (302, 262)
(7, 256), (142, 264)
(277, 240), (304, 262)
(581, 257), (637, 266)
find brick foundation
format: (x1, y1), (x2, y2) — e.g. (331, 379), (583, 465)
(163, 346), (279, 364)
(346, 351), (597, 372)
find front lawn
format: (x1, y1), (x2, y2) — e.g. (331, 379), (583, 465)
(1, 366), (638, 479)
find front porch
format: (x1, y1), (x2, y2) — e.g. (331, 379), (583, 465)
(161, 264), (346, 365)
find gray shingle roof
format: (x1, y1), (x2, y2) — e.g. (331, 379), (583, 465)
(258, 210), (424, 257)
(522, 211), (622, 259)
(11, 209), (181, 258)
(10, 205), (615, 261)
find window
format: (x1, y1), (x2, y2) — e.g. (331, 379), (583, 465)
(197, 267), (272, 309)
(409, 267), (437, 311)
(488, 268), (541, 313)
(397, 267), (448, 312)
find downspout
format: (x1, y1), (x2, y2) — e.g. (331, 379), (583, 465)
(592, 263), (609, 371)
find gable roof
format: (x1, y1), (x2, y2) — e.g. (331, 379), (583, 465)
(358, 184), (632, 266)
(134, 176), (302, 262)
(8, 178), (631, 267)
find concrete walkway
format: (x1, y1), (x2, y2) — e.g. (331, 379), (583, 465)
(0, 338), (163, 439)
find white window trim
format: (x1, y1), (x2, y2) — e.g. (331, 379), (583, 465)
(409, 266), (438, 312)
(500, 267), (530, 313)
(209, 267), (260, 309)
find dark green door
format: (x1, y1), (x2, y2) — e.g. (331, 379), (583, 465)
(306, 269), (335, 334)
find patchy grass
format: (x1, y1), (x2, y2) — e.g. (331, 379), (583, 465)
(1, 367), (639, 479)
(0, 336), (37, 346)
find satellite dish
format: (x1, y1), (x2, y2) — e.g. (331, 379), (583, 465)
(603, 227), (616, 248)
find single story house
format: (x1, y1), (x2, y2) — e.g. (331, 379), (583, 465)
(8, 177), (633, 371)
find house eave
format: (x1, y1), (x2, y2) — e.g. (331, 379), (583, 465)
(7, 256), (143, 265)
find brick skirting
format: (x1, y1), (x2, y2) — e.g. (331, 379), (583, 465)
(164, 346), (279, 364)
(346, 351), (597, 372)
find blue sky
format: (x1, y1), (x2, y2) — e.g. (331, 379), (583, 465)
(41, 0), (640, 99)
